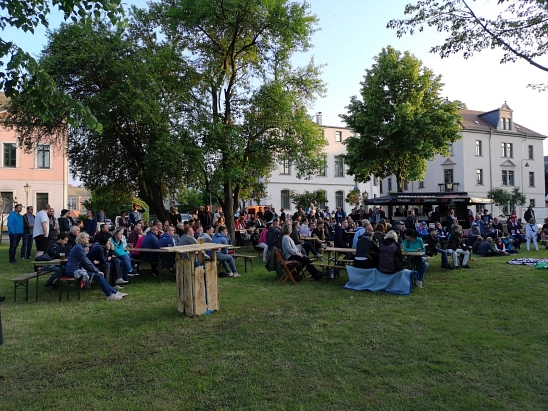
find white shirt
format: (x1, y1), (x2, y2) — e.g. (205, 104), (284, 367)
(33, 210), (49, 238)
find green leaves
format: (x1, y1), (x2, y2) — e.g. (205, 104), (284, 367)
(342, 46), (461, 192)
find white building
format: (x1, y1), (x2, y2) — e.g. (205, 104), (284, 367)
(261, 113), (379, 213)
(379, 103), (546, 216)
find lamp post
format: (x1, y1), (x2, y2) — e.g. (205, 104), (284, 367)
(521, 159), (530, 214)
(23, 182), (30, 207)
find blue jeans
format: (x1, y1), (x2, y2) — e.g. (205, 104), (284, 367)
(115, 254), (133, 274)
(511, 233), (525, 247)
(217, 252), (237, 273)
(8, 234), (22, 262)
(21, 233), (33, 258)
(412, 256), (428, 281)
(436, 248), (449, 266)
(44, 266), (61, 285)
(66, 269), (117, 297)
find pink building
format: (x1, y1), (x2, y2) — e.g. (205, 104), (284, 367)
(0, 104), (68, 216)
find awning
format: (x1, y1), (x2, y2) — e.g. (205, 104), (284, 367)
(363, 192), (493, 206)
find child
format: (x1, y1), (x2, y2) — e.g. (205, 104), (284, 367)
(502, 233), (519, 254)
(494, 237), (509, 256)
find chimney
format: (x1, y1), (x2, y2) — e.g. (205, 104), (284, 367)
(315, 112), (322, 125)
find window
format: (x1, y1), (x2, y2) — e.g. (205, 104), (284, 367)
(403, 181), (408, 191)
(334, 157), (344, 177)
(419, 180), (425, 189)
(335, 131), (342, 142)
(317, 190), (327, 209)
(501, 117), (511, 130)
(502, 170), (515, 186)
(475, 140), (482, 156)
(529, 172), (535, 187)
(530, 199), (536, 208)
(448, 143), (454, 156)
(280, 160), (290, 175)
(0, 192), (14, 212)
(36, 144), (51, 169)
(335, 191), (344, 209)
(67, 197), (78, 210)
(281, 190), (290, 210)
(501, 142), (513, 158)
(3, 143), (16, 167)
(388, 178), (392, 192)
(36, 193), (49, 211)
(476, 169), (483, 185)
(379, 180), (383, 194)
(444, 169), (453, 184)
(528, 145), (534, 160)
(317, 154), (327, 176)
(373, 177), (378, 186)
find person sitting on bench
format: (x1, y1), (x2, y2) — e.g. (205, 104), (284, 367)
(281, 224), (323, 281)
(354, 226), (378, 269)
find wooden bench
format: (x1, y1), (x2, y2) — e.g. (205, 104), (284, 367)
(312, 262), (348, 280)
(11, 272), (40, 302)
(233, 254), (256, 272)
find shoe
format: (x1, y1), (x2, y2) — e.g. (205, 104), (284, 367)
(232, 273), (241, 277)
(441, 265), (453, 270)
(116, 278), (129, 285)
(454, 266), (461, 270)
(127, 272), (139, 277)
(228, 272), (234, 277)
(106, 293), (123, 301)
(315, 254), (323, 259)
(114, 285), (124, 290)
(21, 257), (25, 260)
(293, 273), (303, 282)
(462, 265), (472, 269)
(117, 292), (128, 297)
(415, 280), (423, 288)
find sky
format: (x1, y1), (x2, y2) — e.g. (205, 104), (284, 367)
(6, 0), (548, 154)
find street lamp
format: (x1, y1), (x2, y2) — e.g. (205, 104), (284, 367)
(521, 160), (530, 213)
(23, 182), (30, 207)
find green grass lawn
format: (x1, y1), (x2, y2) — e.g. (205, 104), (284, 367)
(0, 243), (547, 410)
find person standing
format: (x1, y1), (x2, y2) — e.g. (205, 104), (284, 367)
(33, 203), (50, 258)
(47, 207), (59, 240)
(96, 209), (106, 223)
(7, 203), (24, 264)
(129, 203), (146, 228)
(83, 210), (98, 241)
(524, 205), (535, 224)
(58, 209), (72, 234)
(21, 206), (35, 259)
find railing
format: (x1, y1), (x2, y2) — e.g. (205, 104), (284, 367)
(438, 182), (460, 192)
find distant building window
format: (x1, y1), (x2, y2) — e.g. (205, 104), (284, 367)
(501, 117), (512, 130)
(448, 143), (454, 156)
(388, 178), (392, 192)
(3, 143), (16, 167)
(528, 145), (534, 160)
(529, 172), (535, 187)
(502, 170), (515, 186)
(36, 193), (49, 211)
(335, 191), (344, 209)
(419, 180), (425, 189)
(0, 192), (14, 212)
(67, 197), (78, 210)
(501, 142), (513, 158)
(403, 181), (408, 191)
(335, 131), (342, 142)
(444, 169), (453, 184)
(373, 178), (378, 186)
(476, 169), (483, 185)
(280, 160), (290, 175)
(334, 157), (344, 177)
(530, 199), (536, 208)
(281, 190), (290, 210)
(379, 180), (383, 194)
(317, 154), (327, 176)
(475, 140), (482, 156)
(36, 144), (51, 169)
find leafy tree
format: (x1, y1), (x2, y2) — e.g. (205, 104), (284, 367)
(176, 188), (210, 214)
(0, 0), (125, 127)
(387, 0), (548, 90)
(5, 20), (198, 221)
(289, 190), (327, 210)
(341, 46), (462, 192)
(487, 187), (511, 215)
(82, 188), (134, 220)
(144, 0), (327, 239)
(510, 187), (527, 211)
(345, 188), (361, 208)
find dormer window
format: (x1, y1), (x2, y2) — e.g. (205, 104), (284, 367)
(501, 117), (512, 130)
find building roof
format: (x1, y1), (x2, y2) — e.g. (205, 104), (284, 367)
(458, 108), (546, 138)
(67, 184), (90, 197)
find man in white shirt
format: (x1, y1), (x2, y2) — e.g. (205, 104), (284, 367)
(33, 203), (51, 257)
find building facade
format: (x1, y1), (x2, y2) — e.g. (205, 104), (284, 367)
(379, 103), (546, 216)
(261, 113), (379, 212)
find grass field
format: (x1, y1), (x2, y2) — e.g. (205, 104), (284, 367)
(0, 243), (547, 410)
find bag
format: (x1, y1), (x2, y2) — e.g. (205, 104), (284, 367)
(218, 271), (228, 278)
(35, 254), (53, 262)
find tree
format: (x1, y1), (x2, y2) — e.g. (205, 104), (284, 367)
(5, 20), (198, 222)
(345, 188), (361, 208)
(387, 0), (548, 90)
(82, 188), (135, 220)
(510, 187), (527, 211)
(289, 190), (327, 210)
(487, 187), (511, 215)
(144, 0), (327, 239)
(341, 46), (462, 192)
(0, 0), (125, 127)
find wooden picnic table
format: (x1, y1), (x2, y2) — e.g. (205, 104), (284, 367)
(324, 247), (356, 265)
(130, 247), (173, 283)
(162, 243), (230, 316)
(31, 259), (64, 302)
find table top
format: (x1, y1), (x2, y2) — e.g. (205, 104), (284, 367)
(403, 251), (426, 257)
(324, 247), (357, 253)
(132, 248), (172, 253)
(33, 259), (62, 265)
(161, 243), (231, 253)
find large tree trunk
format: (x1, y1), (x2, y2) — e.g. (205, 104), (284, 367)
(223, 181), (235, 243)
(138, 180), (169, 223)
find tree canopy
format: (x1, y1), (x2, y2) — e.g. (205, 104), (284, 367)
(1, 0), (124, 127)
(143, 0), (327, 238)
(341, 46), (463, 192)
(387, 0), (548, 90)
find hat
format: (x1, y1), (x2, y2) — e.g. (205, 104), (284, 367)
(204, 225), (213, 231)
(61, 209), (69, 215)
(420, 221), (426, 225)
(472, 222), (477, 226)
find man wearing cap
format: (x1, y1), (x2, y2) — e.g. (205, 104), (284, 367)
(7, 203), (24, 263)
(524, 205), (535, 223)
(417, 222), (429, 237)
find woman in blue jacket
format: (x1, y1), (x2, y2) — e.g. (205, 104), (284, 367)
(65, 232), (125, 300)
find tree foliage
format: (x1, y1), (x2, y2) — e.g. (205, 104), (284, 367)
(143, 0), (327, 238)
(341, 46), (463, 192)
(0, 0), (125, 127)
(5, 20), (199, 221)
(487, 186), (526, 215)
(345, 188), (361, 208)
(289, 190), (327, 210)
(82, 188), (134, 220)
(387, 0), (548, 90)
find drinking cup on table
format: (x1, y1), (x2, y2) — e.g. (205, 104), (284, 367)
(127, 243), (134, 250)
(59, 253), (66, 261)
(198, 237), (204, 245)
